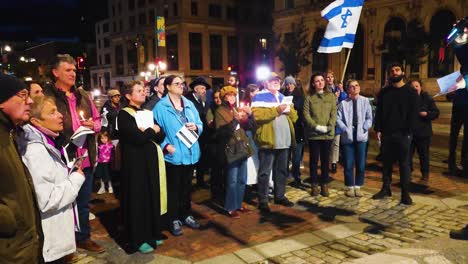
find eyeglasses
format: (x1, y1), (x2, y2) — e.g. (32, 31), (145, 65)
(16, 91), (30, 101)
(111, 94), (121, 97)
(172, 82), (184, 87)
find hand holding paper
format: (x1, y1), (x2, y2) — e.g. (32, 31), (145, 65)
(316, 125), (328, 133)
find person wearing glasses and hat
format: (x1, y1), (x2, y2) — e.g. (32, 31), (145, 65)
(187, 77), (211, 188)
(0, 74), (44, 263)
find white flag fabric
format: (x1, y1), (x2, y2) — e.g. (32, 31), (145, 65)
(318, 0), (364, 53)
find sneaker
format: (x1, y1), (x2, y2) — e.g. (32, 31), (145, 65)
(450, 225), (468, 240)
(171, 220), (183, 236)
(354, 188), (363, 197)
(274, 198), (294, 207)
(184, 216), (200, 229)
(138, 243), (154, 254)
(258, 202), (271, 213)
(345, 188), (355, 197)
(311, 185), (320, 196)
(97, 186), (105, 194)
(331, 163), (337, 174)
(89, 212), (96, 220)
(228, 211), (240, 219)
(108, 186), (114, 194)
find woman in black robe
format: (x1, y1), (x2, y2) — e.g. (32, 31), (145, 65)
(118, 81), (167, 253)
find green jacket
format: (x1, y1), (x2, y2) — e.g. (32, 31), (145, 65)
(252, 106), (298, 149)
(0, 111), (43, 263)
(303, 92), (337, 140)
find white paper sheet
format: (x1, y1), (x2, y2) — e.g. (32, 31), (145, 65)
(435, 71), (466, 97)
(135, 110), (155, 129)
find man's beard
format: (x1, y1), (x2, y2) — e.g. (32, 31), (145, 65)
(195, 93), (206, 102)
(389, 74), (405, 83)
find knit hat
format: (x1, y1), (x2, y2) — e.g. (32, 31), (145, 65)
(0, 74), (26, 104)
(219, 85), (237, 98)
(283, 76), (296, 87)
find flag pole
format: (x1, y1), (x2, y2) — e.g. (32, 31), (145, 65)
(340, 48), (352, 84)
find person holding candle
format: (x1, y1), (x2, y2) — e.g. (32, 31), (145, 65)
(43, 54), (104, 253)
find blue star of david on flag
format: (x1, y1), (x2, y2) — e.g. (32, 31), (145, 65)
(318, 0), (364, 53)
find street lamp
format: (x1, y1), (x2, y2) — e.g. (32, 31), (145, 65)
(147, 60), (167, 78)
(3, 45), (11, 53)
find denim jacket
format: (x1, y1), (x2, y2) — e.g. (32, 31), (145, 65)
(336, 96), (373, 144)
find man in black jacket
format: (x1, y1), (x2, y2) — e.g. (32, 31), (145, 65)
(409, 79), (439, 181)
(188, 77), (211, 188)
(373, 62), (419, 205)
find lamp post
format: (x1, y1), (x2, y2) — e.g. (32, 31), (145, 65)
(148, 60), (167, 78)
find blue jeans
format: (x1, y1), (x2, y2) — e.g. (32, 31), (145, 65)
(224, 159), (247, 211)
(75, 167), (93, 241)
(342, 141), (367, 187)
(290, 142), (304, 182)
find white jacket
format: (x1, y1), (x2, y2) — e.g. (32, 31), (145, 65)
(18, 124), (85, 262)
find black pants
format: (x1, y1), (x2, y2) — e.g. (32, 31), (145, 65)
(381, 133), (412, 194)
(196, 144), (209, 185)
(448, 104), (467, 169)
(308, 140), (332, 185)
(410, 135), (431, 175)
(165, 163), (194, 223)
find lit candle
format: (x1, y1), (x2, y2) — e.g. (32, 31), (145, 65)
(79, 111), (85, 121)
(239, 102), (244, 108)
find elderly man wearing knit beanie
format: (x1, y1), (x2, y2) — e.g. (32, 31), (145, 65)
(0, 73), (44, 263)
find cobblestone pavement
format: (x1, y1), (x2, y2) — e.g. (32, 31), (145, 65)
(74, 101), (468, 264)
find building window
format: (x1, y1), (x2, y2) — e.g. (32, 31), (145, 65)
(119, 20), (123, 31)
(127, 42), (138, 75)
(189, 32), (203, 70)
(129, 16), (136, 29)
(96, 25), (100, 34)
(99, 55), (102, 65)
(138, 0), (145, 8)
(98, 39), (102, 49)
(210, 35), (222, 70)
(118, 1), (122, 15)
(128, 0), (135, 10)
(173, 2), (178, 16)
(115, 44), (124, 75)
(149, 9), (155, 24)
(104, 38), (110, 48)
(103, 23), (109, 33)
(92, 73), (98, 87)
(311, 28), (328, 73)
(227, 7), (237, 20)
(208, 4), (222, 18)
(212, 78), (224, 88)
(243, 35), (256, 71)
(167, 34), (179, 70)
(139, 12), (146, 25)
(429, 10), (456, 78)
(347, 25), (363, 80)
(113, 22), (117, 33)
(285, 0), (294, 9)
(112, 5), (115, 16)
(105, 54), (111, 64)
(227, 36), (238, 68)
(104, 72), (111, 89)
(191, 1), (198, 16)
(164, 4), (169, 19)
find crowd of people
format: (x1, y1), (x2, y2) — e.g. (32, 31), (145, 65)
(1, 30), (468, 262)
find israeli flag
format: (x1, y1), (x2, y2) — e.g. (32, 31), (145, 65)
(318, 0), (364, 53)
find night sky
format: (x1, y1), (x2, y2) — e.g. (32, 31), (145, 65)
(0, 0), (108, 42)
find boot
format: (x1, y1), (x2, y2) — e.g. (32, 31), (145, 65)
(400, 192), (413, 205)
(421, 172), (429, 181)
(450, 225), (468, 240)
(371, 186), (392, 200)
(331, 163), (337, 173)
(320, 184), (329, 197)
(311, 185), (320, 196)
(97, 180), (106, 194)
(345, 187), (355, 197)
